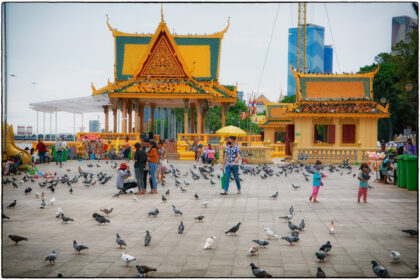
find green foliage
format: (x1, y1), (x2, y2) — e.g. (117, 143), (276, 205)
(280, 95), (296, 103)
(359, 29), (418, 141)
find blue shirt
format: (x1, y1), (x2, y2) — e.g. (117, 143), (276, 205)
(359, 172), (369, 188)
(225, 144), (241, 164)
(312, 172), (322, 187)
(380, 159), (389, 172)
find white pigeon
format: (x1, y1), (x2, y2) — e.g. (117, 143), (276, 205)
(34, 192), (40, 198)
(49, 196), (56, 205)
(248, 246), (258, 256)
(203, 236), (216, 250)
(56, 208), (63, 218)
(121, 253), (136, 266)
(329, 221), (335, 234)
(202, 199), (209, 208)
(132, 196), (138, 201)
(264, 228), (279, 240)
(390, 251), (400, 262)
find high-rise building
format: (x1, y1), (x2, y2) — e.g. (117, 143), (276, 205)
(236, 91), (244, 103)
(391, 16), (418, 48)
(287, 24), (333, 96)
(89, 120), (100, 133)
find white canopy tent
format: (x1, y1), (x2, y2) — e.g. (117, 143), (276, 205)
(29, 95), (110, 141)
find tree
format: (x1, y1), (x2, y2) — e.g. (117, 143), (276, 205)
(280, 95), (296, 103)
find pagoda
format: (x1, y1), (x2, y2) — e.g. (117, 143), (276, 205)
(92, 12), (237, 135)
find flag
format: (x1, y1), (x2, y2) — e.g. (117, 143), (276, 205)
(240, 112), (247, 120)
(248, 97), (252, 116)
(252, 95), (257, 116)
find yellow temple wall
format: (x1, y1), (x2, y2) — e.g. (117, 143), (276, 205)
(264, 128), (275, 144)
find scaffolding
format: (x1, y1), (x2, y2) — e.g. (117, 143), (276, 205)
(297, 2), (307, 72)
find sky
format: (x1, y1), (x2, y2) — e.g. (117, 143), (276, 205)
(4, 2), (417, 134)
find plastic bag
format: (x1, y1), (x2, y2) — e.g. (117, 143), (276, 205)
(221, 171), (225, 190)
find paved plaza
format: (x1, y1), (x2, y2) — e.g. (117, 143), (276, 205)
(2, 159), (418, 278)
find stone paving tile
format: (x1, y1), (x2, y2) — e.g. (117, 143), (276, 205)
(2, 159), (418, 277)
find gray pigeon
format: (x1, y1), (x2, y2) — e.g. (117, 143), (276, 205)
(291, 231), (300, 238)
(7, 200), (17, 208)
(279, 214), (294, 222)
(249, 263), (272, 278)
(270, 192), (278, 199)
(172, 205), (183, 216)
(316, 267), (326, 278)
(162, 195), (167, 203)
(252, 240), (269, 248)
(144, 230), (151, 246)
(194, 193), (199, 199)
(178, 221), (184, 234)
(371, 260), (390, 277)
(95, 215), (110, 225)
(194, 216), (205, 222)
(45, 249), (57, 264)
(225, 222), (241, 235)
(288, 221), (299, 231)
(8, 234), (28, 245)
(319, 241), (331, 254)
(148, 208), (159, 217)
(73, 240), (88, 254)
(281, 235), (299, 245)
(180, 187), (187, 193)
(60, 213), (74, 224)
(116, 233), (127, 248)
(40, 198), (46, 209)
(298, 219), (305, 231)
(289, 205), (294, 215)
(292, 184), (300, 189)
(315, 251), (327, 262)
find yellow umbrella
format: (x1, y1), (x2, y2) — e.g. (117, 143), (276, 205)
(216, 125), (247, 136)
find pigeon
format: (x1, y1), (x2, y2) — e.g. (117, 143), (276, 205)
(40, 198), (46, 209)
(249, 246), (259, 256)
(194, 216), (205, 222)
(252, 240), (269, 248)
(249, 263), (272, 278)
(2, 213), (10, 219)
(7, 200), (16, 208)
(264, 228), (279, 240)
(225, 222), (241, 235)
(184, 180), (190, 186)
(12, 182), (18, 188)
(144, 230), (151, 246)
(329, 221), (335, 234)
(371, 260), (390, 277)
(178, 221), (184, 234)
(203, 236), (216, 249)
(292, 184), (300, 190)
(24, 187), (32, 195)
(73, 240), (88, 254)
(288, 221), (299, 231)
(100, 208), (113, 216)
(402, 229), (418, 237)
(162, 195), (167, 203)
(69, 187), (73, 194)
(116, 233), (127, 248)
(202, 199), (209, 207)
(279, 214), (294, 222)
(112, 192), (121, 198)
(319, 241), (332, 254)
(61, 213), (74, 224)
(172, 205), (183, 216)
(8, 234), (28, 245)
(180, 186), (187, 193)
(136, 265), (157, 276)
(121, 253), (136, 266)
(389, 251), (400, 262)
(165, 189), (170, 196)
(92, 212), (104, 220)
(56, 208), (63, 218)
(270, 192), (278, 199)
(281, 235), (299, 245)
(194, 193), (199, 199)
(95, 215), (110, 225)
(315, 251), (327, 262)
(316, 267), (326, 278)
(34, 191), (40, 198)
(148, 208), (159, 217)
(49, 196), (55, 205)
(45, 249), (57, 265)
(210, 179), (216, 186)
(298, 219), (305, 231)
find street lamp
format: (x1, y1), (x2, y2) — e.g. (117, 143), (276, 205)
(380, 97), (392, 142)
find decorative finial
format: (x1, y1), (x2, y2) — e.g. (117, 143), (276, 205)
(161, 3), (164, 22)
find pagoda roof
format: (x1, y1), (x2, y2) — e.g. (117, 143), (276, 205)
(255, 94), (271, 104)
(107, 15), (229, 82)
(291, 65), (379, 102)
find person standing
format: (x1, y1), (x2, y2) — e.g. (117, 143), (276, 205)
(35, 138), (47, 164)
(220, 136), (241, 195)
(134, 142), (147, 195)
(157, 141), (167, 183)
(405, 139), (417, 155)
(357, 163), (370, 203)
(96, 138), (104, 160)
(123, 137), (131, 163)
(146, 140), (159, 194)
(55, 138), (64, 165)
(309, 160), (326, 203)
(82, 136), (90, 160)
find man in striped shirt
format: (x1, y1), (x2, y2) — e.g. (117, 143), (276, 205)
(221, 136), (241, 195)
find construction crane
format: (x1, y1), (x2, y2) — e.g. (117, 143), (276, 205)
(296, 3), (307, 72)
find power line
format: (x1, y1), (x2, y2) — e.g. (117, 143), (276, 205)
(324, 4), (341, 73)
(256, 3), (280, 96)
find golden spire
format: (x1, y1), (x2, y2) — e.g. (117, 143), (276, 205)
(161, 4), (164, 23)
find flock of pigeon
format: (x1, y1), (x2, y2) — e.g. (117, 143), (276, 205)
(3, 159), (418, 277)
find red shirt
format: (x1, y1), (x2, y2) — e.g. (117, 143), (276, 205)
(36, 142), (47, 153)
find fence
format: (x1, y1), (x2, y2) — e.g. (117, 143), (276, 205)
(295, 147), (380, 164)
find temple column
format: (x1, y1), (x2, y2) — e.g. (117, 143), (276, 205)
(183, 99), (189, 134)
(151, 104), (156, 134)
(190, 103), (195, 134)
(128, 100), (133, 133)
(104, 106), (109, 133)
(197, 100), (203, 134)
(122, 99), (127, 133)
(134, 101), (139, 133)
(221, 103), (226, 128)
(139, 102), (144, 133)
(113, 108), (117, 133)
(160, 108), (165, 139)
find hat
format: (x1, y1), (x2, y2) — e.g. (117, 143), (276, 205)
(119, 163), (128, 170)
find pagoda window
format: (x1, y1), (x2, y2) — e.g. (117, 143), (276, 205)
(314, 124), (335, 144)
(342, 124), (356, 144)
(275, 132), (284, 143)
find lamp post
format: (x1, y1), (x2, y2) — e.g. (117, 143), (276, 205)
(380, 97), (391, 142)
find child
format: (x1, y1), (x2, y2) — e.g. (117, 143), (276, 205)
(309, 160), (326, 203)
(357, 163), (370, 203)
(116, 163), (131, 194)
